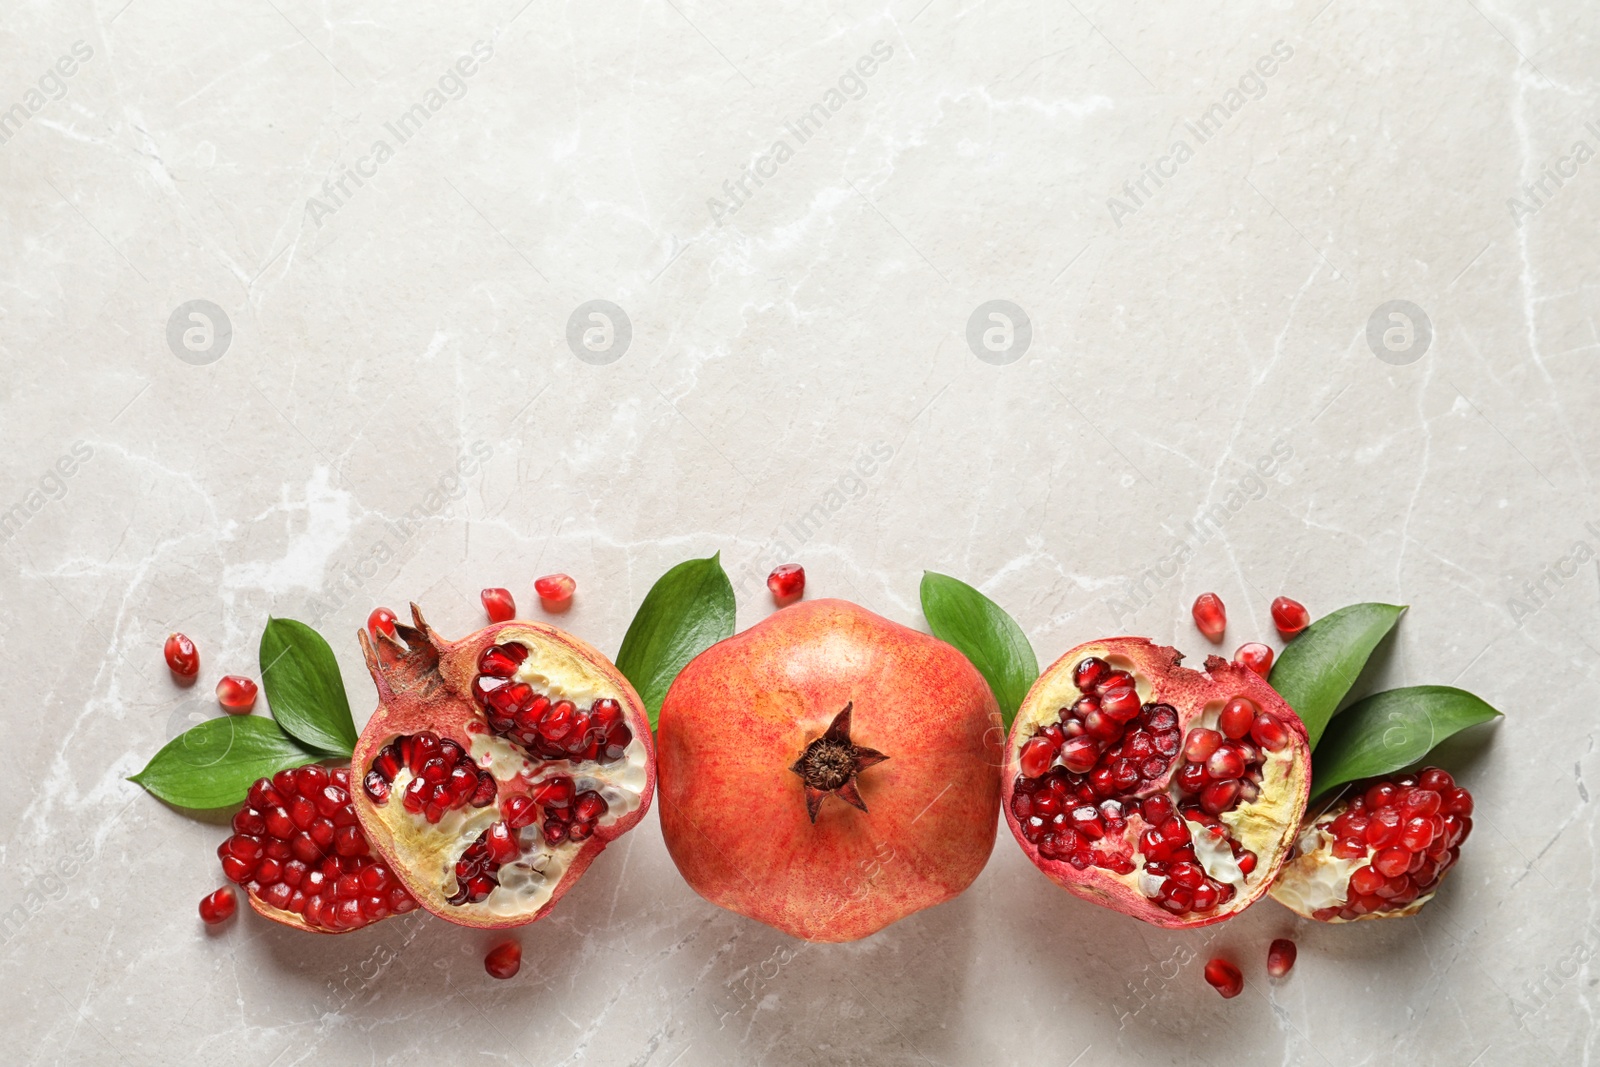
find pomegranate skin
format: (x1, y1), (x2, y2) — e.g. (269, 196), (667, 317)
(1003, 637), (1312, 928)
(657, 599), (1002, 942)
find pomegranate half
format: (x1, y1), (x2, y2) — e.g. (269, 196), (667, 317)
(351, 605), (653, 928)
(657, 599), (1002, 942)
(1003, 638), (1311, 927)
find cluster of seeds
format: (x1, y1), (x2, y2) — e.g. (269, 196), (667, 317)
(362, 731), (498, 818)
(1313, 768), (1473, 921)
(1013, 657), (1293, 915)
(473, 642), (634, 763)
(446, 776), (611, 904)
(220, 767), (416, 932)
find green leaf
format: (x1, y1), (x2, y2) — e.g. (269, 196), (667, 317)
(920, 571), (1039, 729)
(129, 716), (324, 809)
(616, 553), (736, 728)
(259, 617), (358, 757)
(1310, 686), (1502, 800)
(1268, 602), (1406, 749)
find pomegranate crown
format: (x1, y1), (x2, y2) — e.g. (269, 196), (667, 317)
(357, 603), (449, 699)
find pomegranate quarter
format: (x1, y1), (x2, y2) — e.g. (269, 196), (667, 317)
(1004, 638), (1311, 927)
(657, 599), (1002, 943)
(351, 605), (653, 929)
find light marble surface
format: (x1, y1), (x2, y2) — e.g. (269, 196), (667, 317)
(2, 1), (1595, 1063)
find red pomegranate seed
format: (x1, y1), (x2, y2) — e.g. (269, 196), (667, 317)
(1270, 596), (1310, 637)
(481, 588), (516, 623)
(215, 675), (258, 714)
(1267, 938), (1297, 978)
(367, 607), (397, 639)
(485, 940), (522, 979)
(1073, 656), (1111, 692)
(199, 887), (237, 925)
(1206, 746), (1245, 780)
(1233, 643), (1274, 677)
(164, 633), (200, 678)
(767, 563), (805, 607)
(1019, 737), (1056, 778)
(1203, 958), (1244, 998)
(1218, 697), (1256, 740)
(1100, 686), (1141, 722)
(1191, 593), (1227, 641)
(1183, 728), (1222, 762)
(1249, 712), (1289, 751)
(534, 573), (576, 608)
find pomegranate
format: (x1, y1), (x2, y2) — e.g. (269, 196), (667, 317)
(1271, 596), (1310, 637)
(485, 940), (521, 979)
(351, 605), (652, 928)
(1233, 642), (1274, 677)
(657, 599), (1001, 943)
(369, 607), (398, 639)
(215, 675), (258, 714)
(482, 588), (516, 623)
(1004, 638), (1311, 927)
(1271, 767), (1472, 922)
(164, 632), (200, 679)
(199, 887), (236, 925)
(534, 574), (575, 611)
(767, 563), (805, 607)
(1267, 937), (1296, 977)
(1192, 593), (1226, 642)
(1204, 958), (1243, 998)
(220, 766), (417, 933)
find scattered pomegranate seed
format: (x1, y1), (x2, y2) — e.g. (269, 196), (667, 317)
(534, 574), (575, 610)
(767, 564), (805, 607)
(164, 633), (200, 679)
(1191, 593), (1226, 641)
(1233, 643), (1274, 677)
(1271, 597), (1310, 638)
(481, 588), (516, 623)
(485, 940), (522, 979)
(216, 675), (259, 714)
(368, 607), (398, 639)
(1267, 938), (1296, 977)
(1204, 957), (1244, 998)
(199, 887), (237, 925)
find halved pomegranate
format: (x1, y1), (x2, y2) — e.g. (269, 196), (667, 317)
(351, 605), (653, 928)
(1270, 767), (1472, 922)
(1003, 638), (1311, 927)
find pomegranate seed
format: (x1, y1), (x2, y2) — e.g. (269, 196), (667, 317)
(1249, 712), (1289, 751)
(1192, 593), (1227, 641)
(1019, 737), (1056, 778)
(485, 940), (522, 979)
(1271, 596), (1310, 637)
(1183, 728), (1222, 762)
(481, 588), (516, 623)
(1072, 657), (1111, 692)
(367, 607), (397, 639)
(1058, 736), (1100, 774)
(1419, 768), (1455, 793)
(1206, 746), (1245, 780)
(767, 563), (805, 606)
(534, 573), (576, 608)
(199, 887), (237, 925)
(1233, 643), (1274, 677)
(215, 675), (258, 714)
(1267, 938), (1297, 978)
(1373, 847), (1412, 879)
(1203, 958), (1244, 998)
(1100, 686), (1141, 722)
(164, 633), (200, 678)
(1200, 779), (1242, 815)
(1218, 697), (1256, 740)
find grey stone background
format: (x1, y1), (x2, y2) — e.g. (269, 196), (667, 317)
(1, 0), (1595, 1063)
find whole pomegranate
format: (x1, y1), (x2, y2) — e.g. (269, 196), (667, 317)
(351, 605), (653, 928)
(1270, 767), (1472, 921)
(657, 599), (1001, 942)
(218, 765), (417, 933)
(1004, 638), (1312, 927)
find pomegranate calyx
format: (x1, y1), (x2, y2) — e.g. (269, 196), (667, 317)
(358, 603), (447, 699)
(790, 703), (889, 822)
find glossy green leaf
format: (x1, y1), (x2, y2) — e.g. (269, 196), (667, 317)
(258, 617), (358, 757)
(616, 553), (736, 728)
(1310, 686), (1502, 800)
(1268, 602), (1406, 749)
(129, 715), (324, 809)
(920, 571), (1039, 729)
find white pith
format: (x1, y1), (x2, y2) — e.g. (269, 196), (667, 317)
(1013, 647), (1296, 912)
(369, 636), (649, 921)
